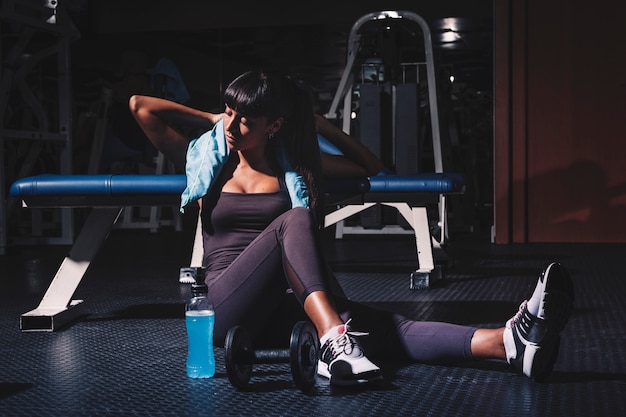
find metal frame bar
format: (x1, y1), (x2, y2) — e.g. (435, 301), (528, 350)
(323, 11), (448, 244)
(325, 10), (443, 173)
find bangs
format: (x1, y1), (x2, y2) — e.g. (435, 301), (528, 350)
(223, 74), (273, 119)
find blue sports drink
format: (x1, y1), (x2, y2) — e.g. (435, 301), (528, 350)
(186, 309), (215, 378)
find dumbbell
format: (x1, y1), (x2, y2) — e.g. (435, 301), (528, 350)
(224, 321), (319, 392)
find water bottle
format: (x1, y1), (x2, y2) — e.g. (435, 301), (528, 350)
(186, 278), (215, 378)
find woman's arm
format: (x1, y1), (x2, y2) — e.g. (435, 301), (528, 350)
(129, 95), (223, 170)
(315, 114), (384, 178)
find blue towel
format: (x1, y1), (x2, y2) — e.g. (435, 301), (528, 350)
(180, 120), (309, 212)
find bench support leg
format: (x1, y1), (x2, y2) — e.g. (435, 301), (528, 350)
(20, 207), (122, 331)
(324, 202), (441, 289)
(324, 203), (376, 229)
(382, 203), (439, 289)
(179, 211), (205, 283)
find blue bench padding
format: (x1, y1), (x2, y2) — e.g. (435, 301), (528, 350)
(10, 174), (187, 197)
(368, 173), (465, 193)
(10, 173), (465, 205)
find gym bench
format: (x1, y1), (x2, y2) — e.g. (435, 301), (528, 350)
(10, 172), (465, 331)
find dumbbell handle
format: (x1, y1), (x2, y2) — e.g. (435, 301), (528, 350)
(238, 348), (291, 364)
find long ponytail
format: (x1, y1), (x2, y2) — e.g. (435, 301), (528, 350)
(280, 76), (324, 225)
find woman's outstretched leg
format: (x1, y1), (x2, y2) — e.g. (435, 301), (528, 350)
(333, 261), (574, 382)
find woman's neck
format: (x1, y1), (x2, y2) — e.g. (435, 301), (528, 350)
(236, 149), (273, 174)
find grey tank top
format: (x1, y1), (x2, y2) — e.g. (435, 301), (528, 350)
(201, 181), (291, 272)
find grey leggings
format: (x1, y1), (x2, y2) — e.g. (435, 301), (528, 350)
(204, 207), (476, 363)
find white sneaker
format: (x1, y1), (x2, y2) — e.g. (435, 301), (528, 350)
(317, 319), (383, 386)
(503, 262), (574, 381)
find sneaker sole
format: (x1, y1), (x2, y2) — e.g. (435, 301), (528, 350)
(523, 262), (574, 380)
(317, 360), (383, 386)
(529, 336), (561, 382)
(540, 262), (575, 335)
(317, 360), (331, 379)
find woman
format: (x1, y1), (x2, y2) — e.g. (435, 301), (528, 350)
(129, 69), (574, 387)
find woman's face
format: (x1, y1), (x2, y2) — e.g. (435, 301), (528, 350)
(223, 105), (276, 152)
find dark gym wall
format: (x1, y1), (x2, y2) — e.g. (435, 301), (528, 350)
(494, 0), (626, 243)
(87, 1), (492, 33)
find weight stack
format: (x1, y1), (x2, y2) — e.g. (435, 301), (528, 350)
(394, 82), (420, 175)
(359, 83), (383, 229)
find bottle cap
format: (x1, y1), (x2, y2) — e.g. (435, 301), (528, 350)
(191, 268), (208, 296)
(191, 282), (208, 294)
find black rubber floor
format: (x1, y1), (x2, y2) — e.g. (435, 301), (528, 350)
(1, 222), (625, 416)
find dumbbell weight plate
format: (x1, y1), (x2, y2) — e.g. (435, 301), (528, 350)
(224, 325), (253, 389)
(290, 321), (319, 392)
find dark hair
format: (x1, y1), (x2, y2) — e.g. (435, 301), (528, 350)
(223, 70), (324, 226)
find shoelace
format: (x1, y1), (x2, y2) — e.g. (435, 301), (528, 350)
(506, 300), (528, 329)
(324, 319), (369, 360)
